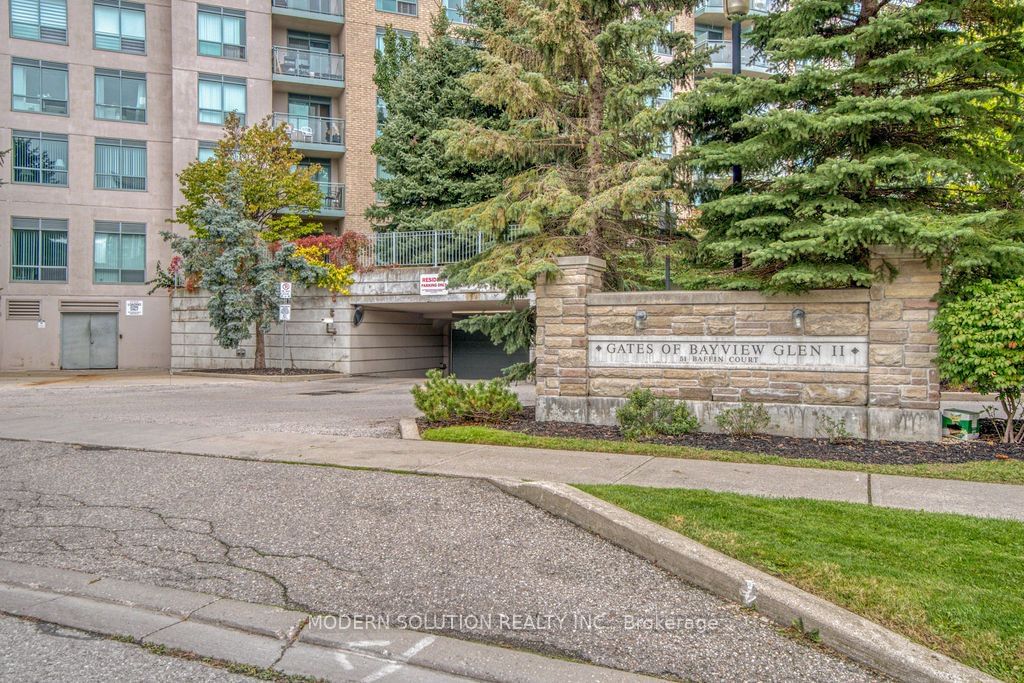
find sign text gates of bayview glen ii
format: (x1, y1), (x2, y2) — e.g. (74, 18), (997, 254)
(588, 336), (869, 371)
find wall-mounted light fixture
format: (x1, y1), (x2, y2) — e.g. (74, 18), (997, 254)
(352, 305), (364, 327)
(634, 309), (648, 331)
(792, 308), (806, 330)
(322, 308), (337, 335)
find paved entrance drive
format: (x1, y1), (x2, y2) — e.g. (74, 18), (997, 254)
(0, 440), (880, 681)
(0, 372), (431, 439)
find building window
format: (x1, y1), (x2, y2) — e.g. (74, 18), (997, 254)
(375, 158), (392, 202)
(376, 96), (387, 136)
(198, 74), (247, 125)
(374, 26), (415, 52)
(376, 0), (417, 17)
(10, 0), (67, 44)
(198, 141), (217, 162)
(94, 221), (146, 283)
(95, 138), (147, 191)
(198, 6), (246, 60)
(11, 217), (68, 282)
(94, 0), (146, 54)
(655, 20), (674, 56)
(695, 23), (724, 44)
(12, 131), (68, 186)
(95, 69), (147, 122)
(444, 0), (467, 23)
(12, 58), (68, 115)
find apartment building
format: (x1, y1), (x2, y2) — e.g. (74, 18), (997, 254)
(0, 0), (767, 372)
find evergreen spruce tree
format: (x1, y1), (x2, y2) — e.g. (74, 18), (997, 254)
(674, 0), (1024, 291)
(437, 0), (703, 293)
(369, 16), (512, 232)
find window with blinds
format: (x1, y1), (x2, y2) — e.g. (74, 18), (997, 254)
(11, 217), (68, 282)
(198, 74), (247, 125)
(198, 6), (246, 60)
(94, 0), (146, 54)
(12, 131), (68, 186)
(95, 139), (147, 191)
(10, 0), (68, 44)
(12, 58), (68, 115)
(93, 221), (146, 284)
(95, 69), (147, 122)
(376, 0), (417, 16)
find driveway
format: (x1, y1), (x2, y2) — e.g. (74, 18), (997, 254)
(0, 440), (880, 682)
(0, 371), (534, 439)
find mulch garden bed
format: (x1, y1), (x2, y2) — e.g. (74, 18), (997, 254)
(190, 368), (339, 376)
(421, 407), (1023, 466)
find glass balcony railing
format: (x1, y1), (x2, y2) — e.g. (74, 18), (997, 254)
(699, 39), (772, 72)
(317, 182), (345, 212)
(272, 0), (344, 18)
(272, 46), (344, 84)
(695, 0), (770, 15)
(273, 112), (345, 147)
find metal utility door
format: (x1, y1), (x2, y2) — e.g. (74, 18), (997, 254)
(451, 325), (530, 379)
(61, 313), (118, 369)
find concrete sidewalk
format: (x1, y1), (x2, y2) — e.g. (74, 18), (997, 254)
(0, 560), (651, 683)
(0, 414), (1019, 522)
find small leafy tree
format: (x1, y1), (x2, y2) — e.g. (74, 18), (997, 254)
(164, 170), (332, 369)
(174, 114), (324, 241)
(933, 278), (1024, 442)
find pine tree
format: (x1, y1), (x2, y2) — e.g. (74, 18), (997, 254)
(437, 0), (703, 293)
(369, 16), (512, 232)
(674, 0), (1024, 292)
(164, 171), (329, 370)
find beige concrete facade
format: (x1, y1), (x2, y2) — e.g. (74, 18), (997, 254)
(0, 0), (768, 371)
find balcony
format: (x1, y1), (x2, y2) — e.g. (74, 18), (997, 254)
(273, 112), (346, 155)
(271, 0), (344, 31)
(699, 39), (775, 77)
(272, 46), (344, 95)
(282, 182), (346, 219)
(694, 0), (769, 23)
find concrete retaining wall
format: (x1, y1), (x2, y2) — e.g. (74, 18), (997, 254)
(535, 251), (941, 441)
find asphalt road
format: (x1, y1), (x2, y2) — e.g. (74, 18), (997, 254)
(0, 440), (882, 682)
(0, 613), (256, 682)
(0, 373), (533, 439)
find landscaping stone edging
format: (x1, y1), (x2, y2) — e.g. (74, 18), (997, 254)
(489, 478), (998, 683)
(399, 417), (422, 440)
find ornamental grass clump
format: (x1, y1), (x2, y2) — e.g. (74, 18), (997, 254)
(412, 369), (521, 422)
(617, 389), (699, 441)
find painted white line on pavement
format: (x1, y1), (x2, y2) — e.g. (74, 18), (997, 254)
(361, 636), (435, 683)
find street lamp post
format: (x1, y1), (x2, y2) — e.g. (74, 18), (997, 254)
(726, 0), (749, 187)
(727, 0), (749, 269)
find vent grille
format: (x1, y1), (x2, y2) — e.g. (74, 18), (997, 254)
(59, 300), (120, 314)
(7, 299), (42, 320)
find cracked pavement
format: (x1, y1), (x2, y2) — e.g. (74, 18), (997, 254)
(0, 439), (883, 682)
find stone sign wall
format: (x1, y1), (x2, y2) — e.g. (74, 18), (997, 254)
(534, 250), (941, 441)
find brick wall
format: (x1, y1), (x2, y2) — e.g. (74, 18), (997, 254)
(535, 254), (942, 441)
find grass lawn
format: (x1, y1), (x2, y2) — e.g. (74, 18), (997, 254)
(576, 485), (1024, 681)
(422, 425), (1024, 485)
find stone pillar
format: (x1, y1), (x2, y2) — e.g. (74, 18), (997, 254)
(535, 256), (607, 422)
(867, 248), (942, 440)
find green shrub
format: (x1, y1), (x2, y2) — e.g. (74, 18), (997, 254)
(412, 369), (522, 422)
(714, 402), (772, 437)
(617, 388), (700, 440)
(815, 414), (855, 443)
(933, 278), (1024, 442)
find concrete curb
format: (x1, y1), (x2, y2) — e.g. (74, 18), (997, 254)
(0, 559), (653, 683)
(170, 370), (343, 382)
(489, 479), (998, 683)
(399, 417), (422, 440)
